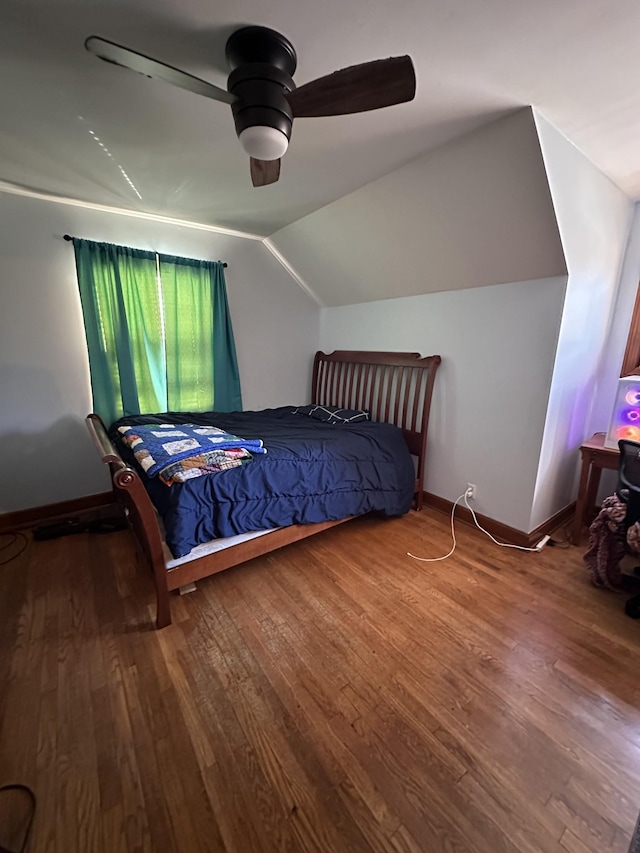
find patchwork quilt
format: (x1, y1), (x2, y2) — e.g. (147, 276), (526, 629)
(117, 423), (266, 483)
(155, 447), (251, 486)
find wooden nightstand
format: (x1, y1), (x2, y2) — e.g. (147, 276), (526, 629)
(572, 433), (620, 546)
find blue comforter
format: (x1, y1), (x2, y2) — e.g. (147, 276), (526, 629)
(111, 407), (416, 558)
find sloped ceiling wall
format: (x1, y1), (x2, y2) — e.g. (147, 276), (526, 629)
(529, 115), (633, 530)
(269, 107), (567, 306)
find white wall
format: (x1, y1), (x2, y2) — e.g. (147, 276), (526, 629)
(0, 191), (320, 514)
(271, 109), (567, 307)
(321, 276), (567, 532)
(585, 202), (640, 501)
(589, 203), (640, 431)
(529, 115), (633, 529)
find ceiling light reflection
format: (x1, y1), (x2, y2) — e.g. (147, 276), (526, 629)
(87, 128), (142, 200)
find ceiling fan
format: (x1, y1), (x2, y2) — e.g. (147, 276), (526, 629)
(85, 26), (416, 187)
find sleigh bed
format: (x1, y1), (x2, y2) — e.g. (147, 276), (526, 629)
(86, 349), (441, 628)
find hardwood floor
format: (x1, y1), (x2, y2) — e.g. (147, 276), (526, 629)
(1, 509), (640, 852)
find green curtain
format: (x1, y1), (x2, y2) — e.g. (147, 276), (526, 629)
(73, 239), (242, 423)
(158, 254), (242, 413)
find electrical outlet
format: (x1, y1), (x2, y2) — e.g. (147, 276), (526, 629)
(466, 483), (476, 500)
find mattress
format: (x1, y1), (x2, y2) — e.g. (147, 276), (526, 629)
(111, 407), (416, 557)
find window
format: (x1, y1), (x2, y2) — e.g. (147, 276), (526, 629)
(72, 239), (242, 424)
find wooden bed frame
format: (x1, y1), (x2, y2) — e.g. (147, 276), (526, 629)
(86, 349), (441, 628)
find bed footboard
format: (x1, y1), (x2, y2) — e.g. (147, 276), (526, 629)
(86, 414), (172, 628)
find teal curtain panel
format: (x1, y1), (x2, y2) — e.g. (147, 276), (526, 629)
(72, 238), (241, 423)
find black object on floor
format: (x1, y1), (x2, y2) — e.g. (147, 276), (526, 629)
(87, 516), (128, 534)
(33, 518), (87, 540)
(33, 515), (128, 540)
(626, 594), (640, 619)
(628, 811), (640, 852)
(0, 784), (35, 853)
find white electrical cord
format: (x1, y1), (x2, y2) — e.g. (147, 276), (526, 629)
(407, 493), (465, 562)
(407, 488), (547, 563)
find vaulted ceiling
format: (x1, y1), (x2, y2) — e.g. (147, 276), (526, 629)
(1, 0), (639, 235)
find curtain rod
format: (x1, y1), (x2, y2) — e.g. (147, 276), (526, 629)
(62, 234), (227, 267)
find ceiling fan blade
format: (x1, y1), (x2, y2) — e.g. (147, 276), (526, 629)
(287, 55), (415, 118)
(250, 158), (281, 187)
(85, 36), (235, 105)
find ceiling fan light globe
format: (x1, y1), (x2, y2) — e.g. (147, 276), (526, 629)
(239, 126), (288, 161)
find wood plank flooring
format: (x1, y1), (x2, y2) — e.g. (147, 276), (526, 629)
(1, 509), (640, 852)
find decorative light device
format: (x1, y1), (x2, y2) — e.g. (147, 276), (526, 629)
(238, 126), (288, 160)
(605, 376), (640, 447)
(226, 27), (296, 162)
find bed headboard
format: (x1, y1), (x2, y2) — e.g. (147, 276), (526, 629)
(312, 350), (441, 508)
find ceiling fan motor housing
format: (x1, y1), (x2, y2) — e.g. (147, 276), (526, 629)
(226, 27), (297, 145)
